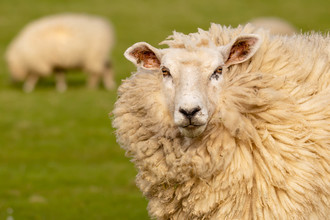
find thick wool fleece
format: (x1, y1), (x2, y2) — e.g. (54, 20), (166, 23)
(113, 24), (330, 219)
(6, 13), (114, 80)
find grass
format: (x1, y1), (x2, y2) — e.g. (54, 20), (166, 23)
(0, 0), (329, 219)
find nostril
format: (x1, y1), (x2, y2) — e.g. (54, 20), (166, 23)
(191, 106), (201, 115)
(179, 108), (189, 117)
(179, 106), (201, 118)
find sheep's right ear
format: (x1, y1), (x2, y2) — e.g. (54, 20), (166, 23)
(124, 42), (161, 70)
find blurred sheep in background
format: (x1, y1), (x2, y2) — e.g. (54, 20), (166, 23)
(5, 13), (116, 92)
(247, 17), (298, 36)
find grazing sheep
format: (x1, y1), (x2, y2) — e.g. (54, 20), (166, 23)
(5, 13), (115, 92)
(112, 24), (330, 219)
(248, 17), (297, 36)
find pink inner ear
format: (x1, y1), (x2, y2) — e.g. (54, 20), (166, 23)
(226, 37), (258, 65)
(130, 46), (160, 68)
(142, 51), (161, 68)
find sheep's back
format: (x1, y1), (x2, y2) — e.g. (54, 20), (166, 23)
(7, 14), (114, 74)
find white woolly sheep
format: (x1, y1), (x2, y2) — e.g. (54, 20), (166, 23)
(113, 24), (330, 219)
(248, 17), (297, 36)
(5, 13), (115, 92)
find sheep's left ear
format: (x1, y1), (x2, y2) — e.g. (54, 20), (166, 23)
(124, 42), (161, 70)
(223, 34), (262, 66)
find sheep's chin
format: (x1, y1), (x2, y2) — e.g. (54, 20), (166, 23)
(178, 124), (207, 138)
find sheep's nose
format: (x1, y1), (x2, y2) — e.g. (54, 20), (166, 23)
(179, 106), (201, 119)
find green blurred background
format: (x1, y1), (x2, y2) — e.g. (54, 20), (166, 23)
(0, 0), (329, 219)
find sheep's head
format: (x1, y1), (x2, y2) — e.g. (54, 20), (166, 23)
(5, 48), (28, 81)
(125, 34), (262, 138)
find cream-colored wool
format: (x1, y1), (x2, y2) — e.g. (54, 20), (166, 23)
(6, 13), (115, 92)
(247, 17), (297, 36)
(113, 24), (330, 219)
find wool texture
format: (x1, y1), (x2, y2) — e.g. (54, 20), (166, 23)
(113, 24), (330, 219)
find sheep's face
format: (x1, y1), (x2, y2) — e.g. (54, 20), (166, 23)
(125, 34), (261, 138)
(159, 48), (223, 138)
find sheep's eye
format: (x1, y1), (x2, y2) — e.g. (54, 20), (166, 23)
(161, 67), (171, 77)
(210, 66), (223, 80)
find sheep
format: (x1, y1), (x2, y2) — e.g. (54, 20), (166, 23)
(112, 23), (330, 219)
(247, 17), (297, 36)
(5, 13), (115, 92)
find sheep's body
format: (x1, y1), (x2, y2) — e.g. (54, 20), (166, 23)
(248, 17), (297, 36)
(6, 13), (115, 92)
(113, 24), (330, 219)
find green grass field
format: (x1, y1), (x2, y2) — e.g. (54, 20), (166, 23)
(0, 0), (329, 219)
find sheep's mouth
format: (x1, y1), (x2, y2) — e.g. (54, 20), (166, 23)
(178, 123), (207, 138)
(182, 124), (204, 129)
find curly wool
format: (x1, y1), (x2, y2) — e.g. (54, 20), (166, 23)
(113, 24), (330, 219)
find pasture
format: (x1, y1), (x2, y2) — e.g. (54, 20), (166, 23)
(0, 0), (328, 219)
